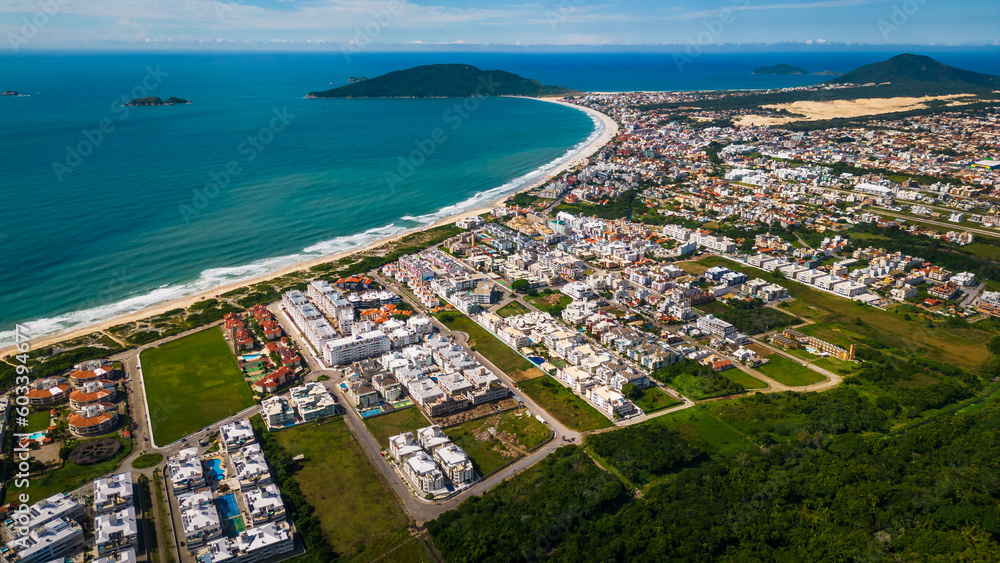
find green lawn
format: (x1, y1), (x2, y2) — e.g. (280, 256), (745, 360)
(23, 409), (51, 432)
(141, 327), (255, 445)
(4, 436), (132, 503)
(756, 355), (826, 386)
(444, 409), (553, 476)
(724, 370), (768, 389)
(132, 452), (164, 469)
(630, 387), (683, 413)
(496, 301), (530, 318)
(435, 311), (545, 382)
(694, 300), (731, 315)
(364, 407), (430, 448)
(275, 420), (411, 562)
(518, 376), (612, 431)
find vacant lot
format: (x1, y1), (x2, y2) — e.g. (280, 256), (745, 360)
(141, 327), (255, 445)
(519, 377), (612, 431)
(4, 436), (132, 503)
(525, 292), (573, 316)
(724, 370), (769, 389)
(756, 355), (826, 386)
(696, 256), (989, 370)
(436, 311), (545, 381)
(444, 409), (551, 476)
(364, 407), (431, 448)
(653, 404), (753, 458)
(275, 420), (411, 562)
(496, 301), (530, 318)
(630, 387), (684, 413)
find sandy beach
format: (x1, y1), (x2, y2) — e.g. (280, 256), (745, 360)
(4, 99), (618, 357)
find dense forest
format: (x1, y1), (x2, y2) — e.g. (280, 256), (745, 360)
(429, 396), (1000, 562)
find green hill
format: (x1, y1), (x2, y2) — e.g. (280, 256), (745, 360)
(124, 96), (191, 106)
(307, 64), (577, 99)
(825, 53), (1000, 93)
(752, 64), (809, 75)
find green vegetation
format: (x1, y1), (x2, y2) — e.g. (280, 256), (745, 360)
(722, 369), (768, 389)
(132, 452), (164, 469)
(435, 311), (544, 381)
(847, 221), (1000, 281)
(828, 53), (1000, 91)
(507, 193), (539, 208)
(152, 470), (177, 563)
(428, 446), (627, 562)
(495, 301), (530, 318)
(524, 291), (573, 318)
(755, 354), (826, 386)
(364, 407), (430, 448)
(22, 409), (51, 432)
(444, 410), (551, 476)
(272, 419), (406, 562)
(141, 328), (255, 445)
(518, 377), (612, 432)
(695, 255), (990, 371)
(625, 385), (682, 413)
(308, 64), (575, 98)
(652, 361), (746, 400)
(5, 436), (132, 503)
(716, 299), (799, 335)
(554, 189), (647, 220)
(586, 424), (704, 486)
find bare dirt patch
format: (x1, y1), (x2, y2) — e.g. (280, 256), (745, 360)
(737, 94), (973, 127)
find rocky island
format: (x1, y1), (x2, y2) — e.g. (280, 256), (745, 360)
(307, 63), (578, 99)
(124, 96), (192, 106)
(752, 64), (809, 75)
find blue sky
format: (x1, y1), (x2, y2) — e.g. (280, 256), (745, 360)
(2, 0), (997, 51)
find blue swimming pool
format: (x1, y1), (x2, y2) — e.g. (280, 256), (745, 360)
(27, 431), (47, 441)
(206, 459), (225, 481)
(216, 494), (240, 520)
(528, 356), (544, 365)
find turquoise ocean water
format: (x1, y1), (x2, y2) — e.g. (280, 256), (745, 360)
(1, 51), (997, 339)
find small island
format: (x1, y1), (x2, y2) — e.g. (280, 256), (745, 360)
(124, 96), (192, 106)
(752, 64), (809, 75)
(2, 90), (23, 96)
(307, 63), (577, 99)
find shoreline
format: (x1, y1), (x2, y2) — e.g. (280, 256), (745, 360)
(3, 97), (618, 357)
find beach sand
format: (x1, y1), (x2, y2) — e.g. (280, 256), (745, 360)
(736, 94), (972, 127)
(4, 99), (617, 356)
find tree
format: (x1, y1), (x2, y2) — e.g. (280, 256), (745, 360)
(621, 382), (643, 401)
(511, 279), (530, 293)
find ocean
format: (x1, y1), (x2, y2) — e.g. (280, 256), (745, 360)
(2, 51), (998, 340)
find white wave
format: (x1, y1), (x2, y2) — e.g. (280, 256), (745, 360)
(2, 106), (605, 345)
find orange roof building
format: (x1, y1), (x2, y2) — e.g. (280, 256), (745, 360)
(27, 377), (71, 406)
(68, 403), (119, 437)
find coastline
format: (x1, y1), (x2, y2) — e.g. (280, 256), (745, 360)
(3, 98), (617, 356)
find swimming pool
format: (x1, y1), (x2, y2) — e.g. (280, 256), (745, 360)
(27, 431), (47, 441)
(241, 353), (263, 362)
(528, 356), (545, 365)
(216, 494), (240, 519)
(206, 459), (225, 481)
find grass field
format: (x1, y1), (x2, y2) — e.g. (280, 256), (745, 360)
(724, 370), (768, 389)
(665, 372), (744, 401)
(444, 409), (551, 476)
(4, 436), (132, 503)
(141, 327), (255, 445)
(652, 404), (752, 458)
(518, 376), (612, 431)
(524, 293), (573, 316)
(435, 311), (545, 381)
(275, 420), (411, 562)
(695, 256), (989, 370)
(756, 355), (826, 386)
(23, 409), (51, 432)
(694, 300), (731, 315)
(630, 387), (684, 413)
(496, 301), (530, 318)
(132, 452), (164, 469)
(364, 407), (430, 448)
